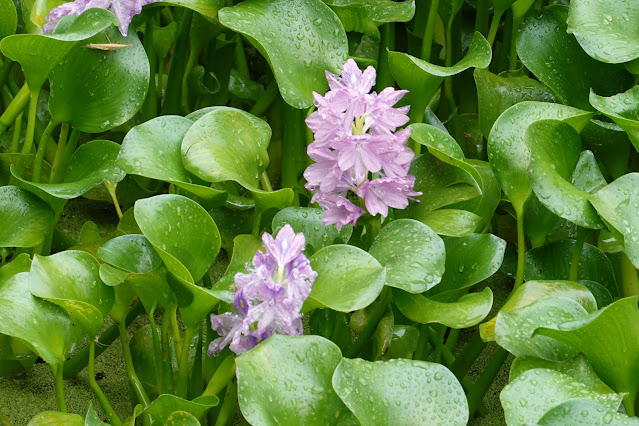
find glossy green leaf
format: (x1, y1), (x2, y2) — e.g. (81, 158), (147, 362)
(525, 240), (618, 298)
(236, 335), (346, 425)
(326, 0), (415, 41)
(117, 116), (226, 204)
(581, 119), (631, 180)
(463, 159), (502, 227)
(388, 32), (491, 122)
(395, 287), (493, 328)
(525, 120), (603, 228)
(333, 358), (468, 425)
(85, 403), (108, 426)
(567, 0), (639, 64)
(141, 395), (219, 424)
(480, 280), (597, 341)
(418, 209), (483, 237)
(430, 234), (506, 296)
(590, 173), (639, 268)
(211, 234), (262, 304)
(474, 68), (556, 139)
(0, 9), (117, 91)
(369, 219), (445, 293)
(537, 399), (639, 425)
(0, 186), (54, 248)
(218, 0), (348, 109)
(135, 194), (220, 283)
(165, 411), (200, 425)
(308, 245), (385, 312)
(30, 250), (114, 338)
(572, 150), (607, 193)
(0, 0), (17, 40)
(382, 325), (419, 360)
(590, 85), (639, 151)
(535, 297), (639, 404)
(272, 207), (352, 255)
(0, 272), (70, 364)
(500, 368), (624, 426)
(97, 235), (162, 275)
(49, 26), (149, 132)
(517, 6), (632, 110)
(12, 140), (125, 198)
(487, 101), (594, 212)
(26, 412), (84, 425)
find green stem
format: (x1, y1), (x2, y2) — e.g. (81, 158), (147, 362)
(451, 333), (486, 380)
(32, 120), (57, 183)
(104, 181), (123, 219)
(214, 380), (237, 426)
(50, 127), (80, 183)
(9, 112), (23, 153)
(14, 89), (40, 178)
(117, 321), (151, 407)
(89, 341), (122, 426)
(235, 36), (250, 80)
(509, 15), (521, 70)
(161, 308), (174, 394)
(486, 9), (504, 46)
(621, 252), (639, 297)
(466, 347), (509, 417)
(413, 324), (433, 360)
(0, 409), (13, 426)
(623, 391), (636, 417)
(345, 287), (392, 358)
(170, 305), (183, 356)
(260, 171), (273, 192)
(161, 9), (192, 115)
(443, 22), (463, 144)
(376, 23), (395, 91)
(148, 307), (164, 395)
(444, 327), (460, 352)
(514, 205), (526, 290)
(141, 20), (158, 122)
(203, 355), (236, 396)
(475, 0), (489, 36)
(421, 0), (440, 62)
(568, 229), (587, 282)
(177, 326), (196, 398)
(54, 363), (67, 412)
(249, 80), (278, 117)
(0, 83), (29, 137)
(0, 59), (13, 95)
(282, 105), (304, 188)
(64, 301), (144, 378)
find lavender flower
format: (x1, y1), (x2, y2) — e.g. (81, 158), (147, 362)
(304, 59), (421, 229)
(208, 225), (317, 356)
(44, 0), (155, 36)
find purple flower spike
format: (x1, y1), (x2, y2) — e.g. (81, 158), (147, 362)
(44, 0), (156, 36)
(304, 59), (420, 227)
(208, 225), (317, 356)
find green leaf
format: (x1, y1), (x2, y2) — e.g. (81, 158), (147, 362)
(0, 272), (70, 364)
(525, 120), (603, 228)
(487, 101), (594, 212)
(12, 140), (125, 197)
(0, 186), (54, 248)
(418, 209), (483, 237)
(429, 233), (506, 296)
(85, 402), (108, 426)
(581, 119), (631, 180)
(325, 0), (415, 41)
(369, 219), (445, 293)
(388, 32), (491, 123)
(135, 194), (220, 284)
(567, 0), (639, 64)
(572, 150), (607, 193)
(590, 85), (639, 151)
(97, 235), (163, 275)
(155, 0), (224, 19)
(0, 0), (17, 40)
(525, 240), (619, 298)
(30, 250), (114, 338)
(211, 234), (262, 304)
(0, 9), (117, 91)
(308, 245), (385, 312)
(333, 358), (468, 425)
(590, 173), (639, 268)
(165, 411), (200, 425)
(500, 368), (624, 426)
(272, 207), (352, 255)
(474, 68), (556, 139)
(141, 395), (219, 424)
(537, 399), (639, 425)
(480, 280), (597, 341)
(236, 335), (346, 425)
(517, 6), (632, 110)
(218, 0), (348, 109)
(49, 27), (149, 132)
(394, 287), (494, 329)
(117, 116), (226, 204)
(382, 325), (419, 360)
(535, 297), (639, 403)
(26, 412), (84, 425)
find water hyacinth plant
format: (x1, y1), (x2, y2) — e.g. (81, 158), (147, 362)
(0, 0), (638, 424)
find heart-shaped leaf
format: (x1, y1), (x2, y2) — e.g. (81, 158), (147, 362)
(333, 358), (468, 425)
(97, 235), (163, 275)
(567, 0), (639, 64)
(141, 394), (219, 424)
(308, 245), (385, 312)
(369, 219), (445, 293)
(517, 6), (632, 110)
(49, 26), (149, 132)
(525, 120), (603, 228)
(0, 186), (54, 248)
(590, 85), (639, 151)
(500, 368), (624, 426)
(236, 335), (345, 425)
(218, 0), (348, 109)
(394, 287), (494, 329)
(116, 116), (226, 204)
(417, 209), (483, 237)
(537, 399), (639, 425)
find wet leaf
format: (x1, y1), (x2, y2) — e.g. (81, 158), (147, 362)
(417, 209), (483, 237)
(0, 186), (54, 248)
(537, 399), (639, 425)
(141, 394), (219, 424)
(590, 85), (639, 151)
(26, 412), (84, 425)
(0, 0), (17, 40)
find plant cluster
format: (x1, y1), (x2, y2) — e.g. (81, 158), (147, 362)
(0, 0), (639, 425)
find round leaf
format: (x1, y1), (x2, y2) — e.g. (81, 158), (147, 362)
(368, 219), (445, 293)
(0, 186), (54, 248)
(333, 358), (468, 425)
(538, 399), (639, 425)
(97, 234), (162, 275)
(308, 245), (385, 312)
(141, 394), (219, 424)
(218, 0), (348, 109)
(236, 335), (346, 425)
(590, 85), (639, 151)
(417, 209), (483, 237)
